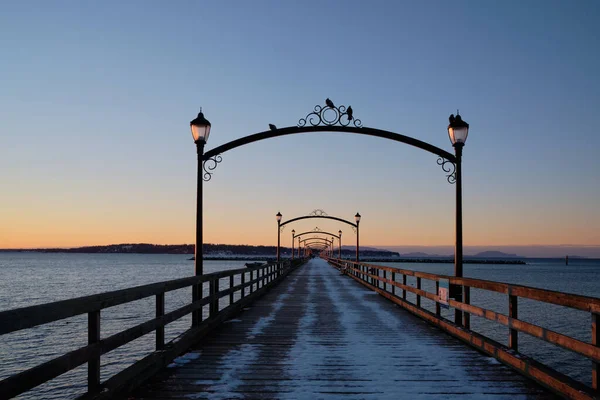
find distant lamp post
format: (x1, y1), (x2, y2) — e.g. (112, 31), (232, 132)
(338, 230), (342, 259)
(331, 236), (334, 257)
(276, 212), (282, 262)
(448, 112), (469, 326)
(291, 229), (295, 260)
(355, 212), (361, 262)
(190, 108), (211, 327)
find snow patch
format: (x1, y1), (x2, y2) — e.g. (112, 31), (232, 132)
(170, 351), (201, 366)
(200, 275), (300, 399)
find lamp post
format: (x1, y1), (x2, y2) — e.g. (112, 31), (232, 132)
(355, 213), (361, 262)
(276, 212), (282, 262)
(190, 109), (211, 327)
(338, 230), (342, 259)
(297, 236), (301, 258)
(331, 236), (334, 258)
(448, 112), (469, 327)
(291, 230), (295, 260)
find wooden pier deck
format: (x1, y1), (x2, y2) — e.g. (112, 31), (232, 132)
(128, 259), (553, 399)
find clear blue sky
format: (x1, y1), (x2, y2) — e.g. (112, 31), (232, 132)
(1, 1), (599, 256)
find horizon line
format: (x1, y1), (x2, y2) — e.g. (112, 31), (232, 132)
(2, 242), (600, 250)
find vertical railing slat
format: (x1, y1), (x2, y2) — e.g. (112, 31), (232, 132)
(435, 281), (441, 316)
(241, 272), (246, 298)
(391, 272), (396, 296)
(156, 293), (165, 350)
(88, 310), (100, 392)
(509, 291), (518, 351)
(416, 277), (421, 308)
(209, 279), (218, 317)
(229, 275), (234, 306)
(402, 274), (407, 300)
(463, 286), (471, 330)
(592, 312), (598, 392)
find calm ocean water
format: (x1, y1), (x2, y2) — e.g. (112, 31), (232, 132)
(0, 253), (598, 399)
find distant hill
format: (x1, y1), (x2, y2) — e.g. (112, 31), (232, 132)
(402, 252), (448, 258)
(472, 251), (521, 258)
(1, 243), (399, 257)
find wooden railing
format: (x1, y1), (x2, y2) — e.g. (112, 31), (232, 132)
(326, 257), (600, 400)
(0, 259), (305, 400)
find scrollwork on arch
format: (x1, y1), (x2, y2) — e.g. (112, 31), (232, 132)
(437, 157), (456, 184)
(298, 99), (362, 128)
(202, 155), (223, 182)
(309, 209), (328, 216)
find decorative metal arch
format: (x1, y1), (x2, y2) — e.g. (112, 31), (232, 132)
(201, 99), (457, 183)
(281, 215), (357, 229)
(294, 230), (340, 240)
(305, 244), (329, 250)
(305, 242), (329, 247)
(300, 237), (333, 245)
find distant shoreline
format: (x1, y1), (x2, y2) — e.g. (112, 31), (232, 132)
(197, 256), (526, 264)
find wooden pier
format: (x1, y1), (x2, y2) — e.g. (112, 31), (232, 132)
(0, 257), (599, 400)
(128, 258), (552, 399)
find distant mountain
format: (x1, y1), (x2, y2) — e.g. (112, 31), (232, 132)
(341, 245), (382, 252)
(472, 251), (521, 258)
(401, 252), (448, 258)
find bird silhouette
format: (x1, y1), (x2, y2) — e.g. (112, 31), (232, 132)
(347, 106), (353, 121)
(449, 114), (455, 124)
(269, 124), (277, 131)
(325, 98), (334, 108)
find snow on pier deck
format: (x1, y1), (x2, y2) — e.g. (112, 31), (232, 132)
(128, 258), (554, 399)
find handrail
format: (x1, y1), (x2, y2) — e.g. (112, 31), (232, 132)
(0, 259), (306, 399)
(338, 260), (600, 312)
(326, 257), (600, 400)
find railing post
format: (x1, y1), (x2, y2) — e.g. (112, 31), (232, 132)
(241, 272), (246, 298)
(209, 278), (218, 317)
(383, 270), (386, 291)
(88, 310), (100, 392)
(156, 293), (164, 350)
(463, 286), (470, 330)
(509, 291), (518, 350)
(416, 277), (421, 308)
(391, 272), (395, 295)
(229, 275), (234, 306)
(402, 275), (407, 300)
(592, 311), (598, 392)
(250, 270), (254, 293)
(435, 281), (441, 316)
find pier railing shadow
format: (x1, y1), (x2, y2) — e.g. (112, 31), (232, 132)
(0, 258), (306, 399)
(326, 257), (600, 400)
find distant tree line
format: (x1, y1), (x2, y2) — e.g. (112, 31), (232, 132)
(5, 243), (399, 257)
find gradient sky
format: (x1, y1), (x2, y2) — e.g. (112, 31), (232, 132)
(1, 1), (599, 255)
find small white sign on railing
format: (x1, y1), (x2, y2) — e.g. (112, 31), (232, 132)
(438, 279), (449, 309)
